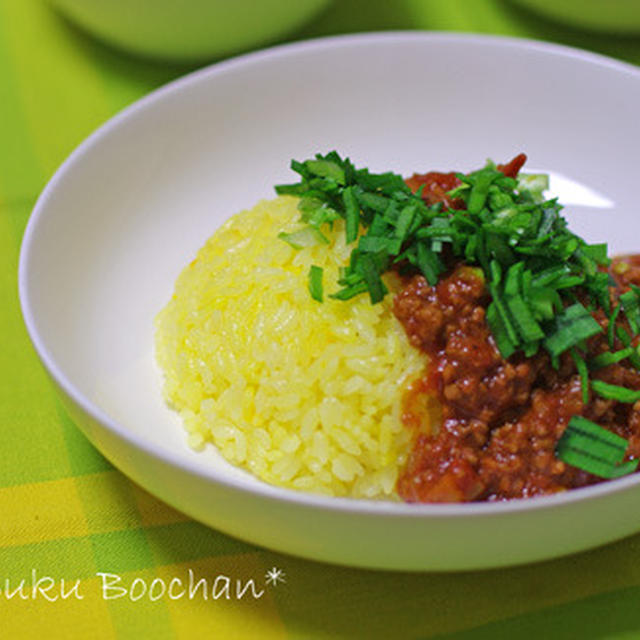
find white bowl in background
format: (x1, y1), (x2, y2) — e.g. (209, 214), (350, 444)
(47, 0), (332, 61)
(19, 33), (640, 571)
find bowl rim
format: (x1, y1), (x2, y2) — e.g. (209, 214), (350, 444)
(18, 30), (640, 519)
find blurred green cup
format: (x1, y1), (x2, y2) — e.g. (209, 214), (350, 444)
(48, 0), (333, 61)
(510, 0), (640, 33)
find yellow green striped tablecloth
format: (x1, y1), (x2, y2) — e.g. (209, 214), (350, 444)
(2, 0), (640, 637)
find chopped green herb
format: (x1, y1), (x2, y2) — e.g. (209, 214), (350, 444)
(416, 242), (444, 286)
(591, 380), (640, 404)
(608, 303), (622, 349)
(343, 186), (360, 244)
(486, 302), (517, 359)
(620, 286), (640, 334)
(570, 349), (590, 404)
(308, 265), (324, 302)
(543, 303), (602, 357)
(278, 227), (328, 249)
(556, 416), (638, 479)
(359, 253), (387, 304)
(588, 347), (634, 370)
(305, 158), (346, 184)
(329, 281), (368, 301)
(615, 326), (640, 370)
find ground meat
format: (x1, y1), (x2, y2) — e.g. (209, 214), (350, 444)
(496, 152), (527, 178)
(394, 263), (640, 503)
(393, 156), (640, 502)
(404, 170), (464, 209)
(611, 254), (640, 289)
(404, 152), (527, 209)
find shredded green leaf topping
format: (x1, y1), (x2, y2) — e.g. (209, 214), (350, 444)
(276, 151), (640, 479)
(308, 265), (324, 302)
(556, 416), (639, 479)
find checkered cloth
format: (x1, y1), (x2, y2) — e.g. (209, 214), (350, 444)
(2, 0), (640, 637)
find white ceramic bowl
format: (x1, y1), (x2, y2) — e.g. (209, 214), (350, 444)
(19, 33), (640, 571)
(47, 0), (331, 61)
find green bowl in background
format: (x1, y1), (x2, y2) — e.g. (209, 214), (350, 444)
(510, 0), (640, 33)
(47, 0), (332, 61)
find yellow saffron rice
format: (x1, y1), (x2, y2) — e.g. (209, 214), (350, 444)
(155, 195), (427, 498)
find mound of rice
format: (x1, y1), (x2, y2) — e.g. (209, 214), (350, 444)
(155, 195), (428, 498)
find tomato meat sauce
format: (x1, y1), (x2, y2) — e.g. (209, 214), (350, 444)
(393, 157), (640, 503)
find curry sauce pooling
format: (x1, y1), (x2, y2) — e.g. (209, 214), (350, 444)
(278, 152), (640, 502)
